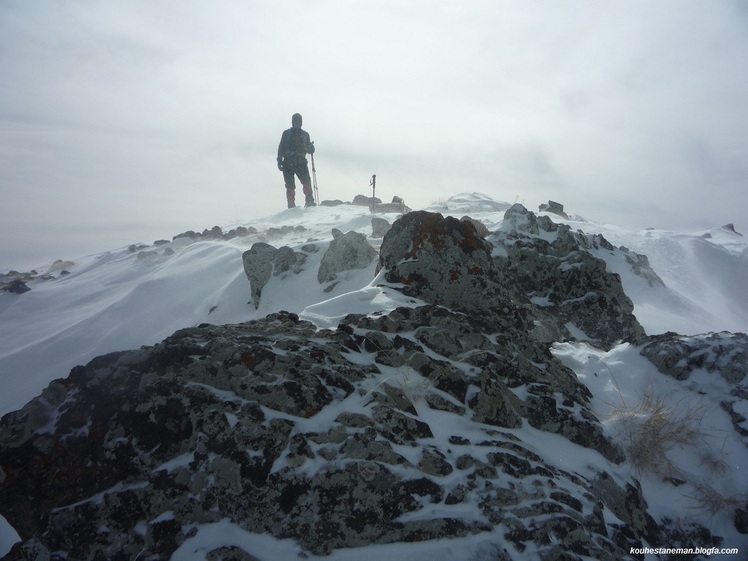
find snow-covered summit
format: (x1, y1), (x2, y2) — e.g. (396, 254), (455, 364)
(0, 192), (746, 416)
(1, 192), (747, 558)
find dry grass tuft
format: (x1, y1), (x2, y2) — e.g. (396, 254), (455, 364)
(605, 380), (744, 518)
(609, 389), (706, 478)
(686, 482), (743, 517)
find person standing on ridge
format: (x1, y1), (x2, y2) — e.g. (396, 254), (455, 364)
(277, 113), (316, 208)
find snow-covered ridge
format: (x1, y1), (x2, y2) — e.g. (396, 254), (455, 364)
(1, 193), (746, 417)
(1, 192), (747, 557)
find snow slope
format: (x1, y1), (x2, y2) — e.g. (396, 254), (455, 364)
(1, 192), (747, 557)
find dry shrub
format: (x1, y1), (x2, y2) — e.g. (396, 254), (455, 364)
(686, 482), (743, 517)
(607, 383), (743, 517)
(608, 388), (706, 478)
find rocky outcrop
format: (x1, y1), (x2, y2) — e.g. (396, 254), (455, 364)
(721, 223), (743, 236)
(0, 207), (738, 559)
(351, 194), (411, 213)
(1, 307), (669, 560)
(352, 194), (380, 207)
(377, 206), (645, 349)
(242, 229), (378, 306)
(1, 278), (31, 294)
(640, 331), (748, 384)
(0, 263), (75, 293)
(640, 331), (748, 437)
(317, 228), (378, 284)
(371, 199), (411, 213)
(241, 243), (308, 308)
(538, 200), (569, 218)
(174, 225), (258, 242)
(378, 210), (519, 320)
(621, 248), (665, 287)
(490, 204), (646, 348)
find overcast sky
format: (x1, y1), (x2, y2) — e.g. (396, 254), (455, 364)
(2, 0), (748, 270)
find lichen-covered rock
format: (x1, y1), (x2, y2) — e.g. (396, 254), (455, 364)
(377, 211), (524, 324)
(377, 208), (646, 350)
(491, 204), (646, 349)
(640, 331), (748, 384)
(317, 228), (377, 283)
(0, 304), (672, 560)
(468, 373), (523, 429)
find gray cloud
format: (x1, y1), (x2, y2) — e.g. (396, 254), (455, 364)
(2, 0), (748, 269)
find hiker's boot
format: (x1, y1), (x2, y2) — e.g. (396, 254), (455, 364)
(305, 196), (316, 207)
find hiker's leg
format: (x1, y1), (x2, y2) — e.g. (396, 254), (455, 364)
(297, 164), (314, 206)
(283, 168), (297, 208)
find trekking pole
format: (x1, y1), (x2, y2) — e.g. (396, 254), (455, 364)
(370, 174), (377, 211)
(311, 152), (319, 206)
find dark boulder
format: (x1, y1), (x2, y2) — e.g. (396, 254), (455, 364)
(2, 279), (31, 294)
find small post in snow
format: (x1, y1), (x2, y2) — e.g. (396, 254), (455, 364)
(370, 174), (377, 212)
